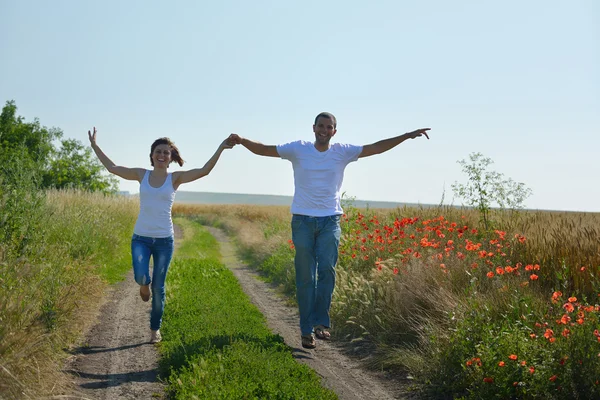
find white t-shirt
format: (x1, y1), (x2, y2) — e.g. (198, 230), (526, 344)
(277, 140), (362, 216)
(133, 170), (176, 238)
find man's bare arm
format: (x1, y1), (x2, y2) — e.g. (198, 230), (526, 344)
(229, 134), (279, 157)
(359, 128), (430, 158)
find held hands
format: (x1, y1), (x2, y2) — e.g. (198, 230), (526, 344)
(221, 136), (236, 150)
(406, 128), (430, 140)
(227, 133), (243, 146)
(88, 127), (98, 147)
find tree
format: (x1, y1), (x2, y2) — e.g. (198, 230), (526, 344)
(452, 152), (532, 230)
(0, 100), (118, 193)
(42, 138), (118, 193)
(0, 100), (61, 169)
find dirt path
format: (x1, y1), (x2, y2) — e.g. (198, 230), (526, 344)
(64, 226), (185, 399)
(65, 225), (412, 399)
(65, 274), (164, 400)
(206, 227), (412, 400)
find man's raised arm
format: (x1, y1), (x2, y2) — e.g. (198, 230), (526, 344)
(228, 134), (279, 158)
(359, 128), (431, 158)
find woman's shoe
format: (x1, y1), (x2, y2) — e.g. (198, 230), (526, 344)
(140, 285), (151, 302)
(150, 330), (162, 343)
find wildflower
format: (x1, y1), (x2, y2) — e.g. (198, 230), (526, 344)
(483, 377), (494, 384)
(393, 267), (399, 275)
(487, 272), (495, 278)
(581, 266), (586, 272)
(559, 314), (571, 325)
(498, 361), (505, 367)
(529, 366), (535, 374)
(509, 354), (518, 361)
(529, 274), (539, 280)
(544, 329), (554, 339)
(530, 333), (537, 338)
(552, 291), (562, 303)
(562, 329), (571, 338)
(505, 266), (514, 273)
(549, 375), (558, 382)
(520, 361), (527, 366)
(568, 296), (577, 303)
(496, 267), (505, 275)
(563, 303), (575, 313)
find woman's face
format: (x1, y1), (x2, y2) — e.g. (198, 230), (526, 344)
(152, 144), (172, 167)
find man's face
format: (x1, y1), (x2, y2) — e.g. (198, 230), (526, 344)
(313, 116), (337, 145)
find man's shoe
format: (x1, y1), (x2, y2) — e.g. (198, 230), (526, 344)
(301, 334), (316, 349)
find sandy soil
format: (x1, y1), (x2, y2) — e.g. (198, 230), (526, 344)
(64, 225), (414, 399)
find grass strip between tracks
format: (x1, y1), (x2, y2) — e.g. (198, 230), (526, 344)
(159, 218), (336, 399)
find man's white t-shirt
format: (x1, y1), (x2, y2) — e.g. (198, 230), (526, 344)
(277, 140), (363, 217)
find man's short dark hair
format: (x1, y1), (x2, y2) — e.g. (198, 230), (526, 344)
(314, 112), (337, 128)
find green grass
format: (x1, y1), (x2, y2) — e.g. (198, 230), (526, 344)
(160, 219), (337, 399)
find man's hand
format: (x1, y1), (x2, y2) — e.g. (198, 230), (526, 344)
(228, 133), (243, 145)
(406, 128), (431, 140)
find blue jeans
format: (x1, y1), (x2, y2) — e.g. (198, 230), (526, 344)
(131, 234), (174, 331)
(291, 214), (342, 336)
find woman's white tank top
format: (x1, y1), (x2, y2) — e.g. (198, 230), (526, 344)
(133, 170), (176, 238)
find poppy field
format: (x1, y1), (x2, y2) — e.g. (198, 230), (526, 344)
(176, 203), (600, 399)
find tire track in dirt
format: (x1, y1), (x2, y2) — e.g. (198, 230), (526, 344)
(65, 274), (164, 400)
(206, 226), (412, 400)
(63, 225), (184, 399)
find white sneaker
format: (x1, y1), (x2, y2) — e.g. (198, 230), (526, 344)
(150, 330), (162, 343)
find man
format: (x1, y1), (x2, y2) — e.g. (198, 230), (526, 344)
(228, 112), (430, 349)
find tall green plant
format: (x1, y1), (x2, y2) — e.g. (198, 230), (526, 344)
(452, 152), (532, 231)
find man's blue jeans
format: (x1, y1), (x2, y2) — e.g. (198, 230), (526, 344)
(291, 214), (342, 336)
(131, 234), (174, 331)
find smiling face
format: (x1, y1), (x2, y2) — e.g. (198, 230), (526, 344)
(151, 144), (172, 168)
(313, 116), (337, 149)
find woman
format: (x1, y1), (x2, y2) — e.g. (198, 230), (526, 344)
(88, 127), (233, 343)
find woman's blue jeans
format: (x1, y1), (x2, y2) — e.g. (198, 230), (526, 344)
(291, 214), (342, 336)
(131, 234), (174, 331)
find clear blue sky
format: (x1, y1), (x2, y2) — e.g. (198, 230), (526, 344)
(1, 1), (598, 212)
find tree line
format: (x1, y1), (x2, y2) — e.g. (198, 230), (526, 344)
(0, 100), (117, 193)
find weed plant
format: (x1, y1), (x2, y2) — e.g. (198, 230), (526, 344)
(0, 190), (136, 399)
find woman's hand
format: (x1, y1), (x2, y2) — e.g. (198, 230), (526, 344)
(88, 127), (98, 147)
(221, 137), (235, 149)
